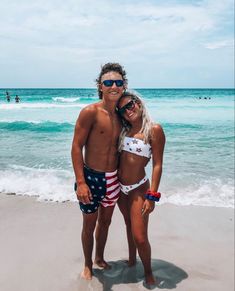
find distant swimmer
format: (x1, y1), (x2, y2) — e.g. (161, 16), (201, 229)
(15, 95), (20, 103)
(6, 91), (10, 102)
(198, 96), (211, 100)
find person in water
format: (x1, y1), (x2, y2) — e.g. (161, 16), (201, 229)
(15, 95), (20, 103)
(116, 91), (165, 285)
(6, 91), (10, 102)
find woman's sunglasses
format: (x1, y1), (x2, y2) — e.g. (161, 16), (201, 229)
(118, 100), (136, 116)
(102, 80), (124, 87)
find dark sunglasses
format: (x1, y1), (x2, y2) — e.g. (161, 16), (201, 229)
(118, 100), (136, 115)
(102, 79), (124, 87)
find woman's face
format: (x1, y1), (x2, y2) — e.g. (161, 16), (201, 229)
(118, 97), (142, 123)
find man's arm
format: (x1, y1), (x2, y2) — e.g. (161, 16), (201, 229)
(71, 105), (96, 204)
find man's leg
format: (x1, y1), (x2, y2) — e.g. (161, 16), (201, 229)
(94, 205), (115, 268)
(81, 211), (98, 280)
(117, 193), (137, 266)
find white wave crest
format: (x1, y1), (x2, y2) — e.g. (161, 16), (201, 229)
(0, 167), (234, 207)
(162, 179), (234, 208)
(0, 103), (86, 110)
(0, 167), (76, 202)
(0, 119), (74, 125)
(53, 97), (81, 102)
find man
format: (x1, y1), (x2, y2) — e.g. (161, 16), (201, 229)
(15, 95), (20, 103)
(71, 63), (134, 280)
(6, 91), (10, 102)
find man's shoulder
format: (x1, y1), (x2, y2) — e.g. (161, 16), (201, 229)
(77, 102), (103, 123)
(83, 101), (105, 114)
(80, 102), (99, 116)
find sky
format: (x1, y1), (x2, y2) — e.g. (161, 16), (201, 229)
(0, 0), (234, 88)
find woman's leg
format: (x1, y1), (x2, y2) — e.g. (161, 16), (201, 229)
(117, 192), (137, 266)
(129, 182), (156, 285)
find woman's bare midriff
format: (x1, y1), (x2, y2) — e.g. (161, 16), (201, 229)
(118, 152), (150, 185)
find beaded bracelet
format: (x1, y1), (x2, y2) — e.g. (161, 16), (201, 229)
(144, 189), (161, 202)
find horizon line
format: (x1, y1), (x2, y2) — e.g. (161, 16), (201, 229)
(1, 87), (234, 90)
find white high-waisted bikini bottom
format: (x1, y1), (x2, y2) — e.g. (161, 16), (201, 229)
(120, 175), (148, 195)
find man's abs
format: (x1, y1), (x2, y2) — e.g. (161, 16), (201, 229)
(84, 147), (119, 172)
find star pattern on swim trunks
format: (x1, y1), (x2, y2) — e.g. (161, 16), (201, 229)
(136, 148), (142, 153)
(132, 139), (138, 144)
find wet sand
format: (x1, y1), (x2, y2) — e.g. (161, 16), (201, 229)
(0, 193), (234, 291)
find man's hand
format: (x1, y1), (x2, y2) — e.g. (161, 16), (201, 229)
(141, 200), (155, 216)
(76, 182), (93, 204)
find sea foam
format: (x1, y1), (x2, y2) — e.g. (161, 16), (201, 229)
(53, 97), (81, 102)
(0, 166), (76, 202)
(0, 167), (233, 207)
(0, 103), (86, 110)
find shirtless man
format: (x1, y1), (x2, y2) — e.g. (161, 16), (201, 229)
(71, 63), (132, 280)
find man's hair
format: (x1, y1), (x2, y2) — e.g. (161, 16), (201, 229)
(96, 63), (128, 99)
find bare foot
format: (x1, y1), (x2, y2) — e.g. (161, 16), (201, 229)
(94, 259), (111, 269)
(145, 273), (157, 286)
(123, 259), (136, 267)
(81, 266), (92, 280)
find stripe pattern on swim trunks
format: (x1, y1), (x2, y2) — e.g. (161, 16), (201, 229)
(101, 170), (120, 207)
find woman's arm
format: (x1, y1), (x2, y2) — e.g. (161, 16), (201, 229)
(150, 124), (166, 192)
(142, 124), (165, 216)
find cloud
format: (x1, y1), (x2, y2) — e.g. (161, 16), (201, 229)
(0, 0), (231, 47)
(0, 0), (234, 87)
(204, 39), (234, 49)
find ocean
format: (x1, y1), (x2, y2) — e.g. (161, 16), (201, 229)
(0, 88), (234, 208)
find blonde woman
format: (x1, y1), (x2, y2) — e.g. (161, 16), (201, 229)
(117, 91), (165, 285)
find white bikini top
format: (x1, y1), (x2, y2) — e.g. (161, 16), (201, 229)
(122, 137), (152, 158)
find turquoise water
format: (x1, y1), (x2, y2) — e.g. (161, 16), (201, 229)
(0, 88), (234, 207)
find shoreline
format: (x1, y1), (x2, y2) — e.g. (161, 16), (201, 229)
(1, 190), (234, 209)
(0, 193), (234, 291)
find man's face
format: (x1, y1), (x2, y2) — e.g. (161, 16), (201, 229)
(99, 71), (125, 101)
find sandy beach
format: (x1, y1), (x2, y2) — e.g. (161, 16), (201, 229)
(0, 193), (234, 291)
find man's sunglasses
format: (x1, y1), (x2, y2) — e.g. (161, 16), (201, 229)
(102, 80), (124, 87)
(118, 100), (135, 116)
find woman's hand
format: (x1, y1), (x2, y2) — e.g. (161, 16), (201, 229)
(141, 199), (155, 216)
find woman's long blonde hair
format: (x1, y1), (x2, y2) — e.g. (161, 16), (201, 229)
(117, 91), (153, 151)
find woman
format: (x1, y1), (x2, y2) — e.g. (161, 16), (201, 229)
(117, 91), (165, 285)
